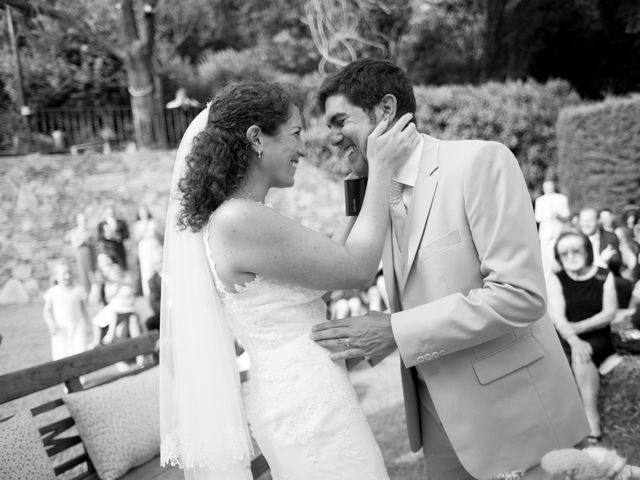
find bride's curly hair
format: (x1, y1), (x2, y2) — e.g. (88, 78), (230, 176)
(177, 82), (295, 232)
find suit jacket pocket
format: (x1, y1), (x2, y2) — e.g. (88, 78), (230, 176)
(472, 334), (544, 385)
(418, 229), (461, 262)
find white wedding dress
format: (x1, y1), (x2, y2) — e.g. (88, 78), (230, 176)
(203, 216), (389, 480)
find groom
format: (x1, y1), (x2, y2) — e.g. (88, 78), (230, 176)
(312, 59), (590, 480)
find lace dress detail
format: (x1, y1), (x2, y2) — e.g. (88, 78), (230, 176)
(203, 215), (389, 480)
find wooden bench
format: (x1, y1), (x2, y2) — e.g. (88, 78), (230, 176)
(0, 331), (269, 480)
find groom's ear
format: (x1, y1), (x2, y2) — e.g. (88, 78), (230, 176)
(246, 125), (262, 154)
(378, 94), (398, 123)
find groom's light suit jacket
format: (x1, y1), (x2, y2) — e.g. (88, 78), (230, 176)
(383, 134), (590, 480)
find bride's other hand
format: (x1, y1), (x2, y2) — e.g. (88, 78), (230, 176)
(366, 113), (419, 174)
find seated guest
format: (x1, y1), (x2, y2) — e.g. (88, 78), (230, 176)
(90, 258), (141, 346)
(621, 204), (639, 230)
(145, 268), (162, 331)
(631, 280), (640, 309)
(547, 230), (618, 444)
(632, 307), (640, 330)
(614, 226), (640, 282)
(579, 207), (621, 268)
(598, 208), (616, 233)
(608, 256), (633, 308)
(328, 289), (367, 320)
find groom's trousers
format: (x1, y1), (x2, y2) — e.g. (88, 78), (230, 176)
(416, 374), (551, 480)
(416, 375), (475, 480)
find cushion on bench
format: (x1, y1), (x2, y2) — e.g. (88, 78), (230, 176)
(0, 410), (56, 480)
(65, 367), (160, 480)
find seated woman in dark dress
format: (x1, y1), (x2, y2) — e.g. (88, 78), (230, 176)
(547, 230), (618, 444)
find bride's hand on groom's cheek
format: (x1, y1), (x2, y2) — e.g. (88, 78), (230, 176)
(366, 113), (420, 173)
(310, 311), (397, 361)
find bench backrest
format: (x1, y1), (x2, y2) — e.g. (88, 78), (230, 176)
(0, 331), (269, 479)
(0, 332), (160, 479)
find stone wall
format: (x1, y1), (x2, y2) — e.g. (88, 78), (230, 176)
(0, 151), (342, 303)
(0, 151), (175, 302)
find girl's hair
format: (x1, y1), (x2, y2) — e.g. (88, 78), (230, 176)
(177, 81), (295, 232)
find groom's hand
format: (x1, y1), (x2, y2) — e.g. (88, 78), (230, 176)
(310, 311), (397, 361)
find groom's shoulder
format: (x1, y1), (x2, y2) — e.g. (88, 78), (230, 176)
(439, 139), (518, 179)
(442, 139), (514, 166)
(441, 138), (510, 155)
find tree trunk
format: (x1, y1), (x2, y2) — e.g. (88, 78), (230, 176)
(125, 55), (156, 148)
(479, 0), (508, 82)
(121, 0), (159, 149)
(153, 70), (167, 149)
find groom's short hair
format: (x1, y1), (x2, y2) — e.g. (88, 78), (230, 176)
(317, 58), (416, 118)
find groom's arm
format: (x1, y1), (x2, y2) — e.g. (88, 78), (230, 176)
(391, 142), (548, 368)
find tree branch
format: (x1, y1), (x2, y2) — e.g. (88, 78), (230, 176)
(0, 0), (123, 58)
(141, 0), (158, 55)
(120, 0), (139, 42)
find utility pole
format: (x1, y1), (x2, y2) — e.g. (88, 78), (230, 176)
(5, 5), (31, 151)
(6, 5), (25, 109)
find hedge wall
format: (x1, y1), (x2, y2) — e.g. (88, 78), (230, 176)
(557, 95), (640, 214)
(305, 79), (580, 191)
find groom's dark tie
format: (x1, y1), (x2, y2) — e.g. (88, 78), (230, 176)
(389, 180), (407, 249)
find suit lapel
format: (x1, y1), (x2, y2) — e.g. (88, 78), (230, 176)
(381, 226), (399, 312)
(399, 139), (440, 294)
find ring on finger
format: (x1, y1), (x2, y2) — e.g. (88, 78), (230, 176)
(344, 337), (350, 348)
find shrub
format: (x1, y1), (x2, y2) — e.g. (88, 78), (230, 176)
(413, 79), (580, 192)
(556, 95), (640, 214)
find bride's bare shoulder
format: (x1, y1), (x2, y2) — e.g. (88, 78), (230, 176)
(210, 199), (282, 237)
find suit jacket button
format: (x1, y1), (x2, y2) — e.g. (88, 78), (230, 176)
(424, 353), (432, 361)
(432, 352), (439, 358)
(417, 355), (424, 363)
(439, 349), (446, 355)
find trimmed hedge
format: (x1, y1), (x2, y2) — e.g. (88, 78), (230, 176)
(557, 95), (640, 214)
(305, 79), (580, 190)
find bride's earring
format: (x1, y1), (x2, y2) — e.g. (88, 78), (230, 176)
(258, 150), (262, 160)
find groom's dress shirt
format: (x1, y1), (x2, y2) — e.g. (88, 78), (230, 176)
(389, 135), (424, 275)
(392, 135), (427, 209)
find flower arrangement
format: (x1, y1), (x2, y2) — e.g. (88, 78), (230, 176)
(541, 446), (640, 480)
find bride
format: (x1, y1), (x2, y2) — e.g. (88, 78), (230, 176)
(159, 81), (418, 479)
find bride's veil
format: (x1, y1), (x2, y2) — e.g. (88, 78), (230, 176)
(159, 106), (253, 479)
